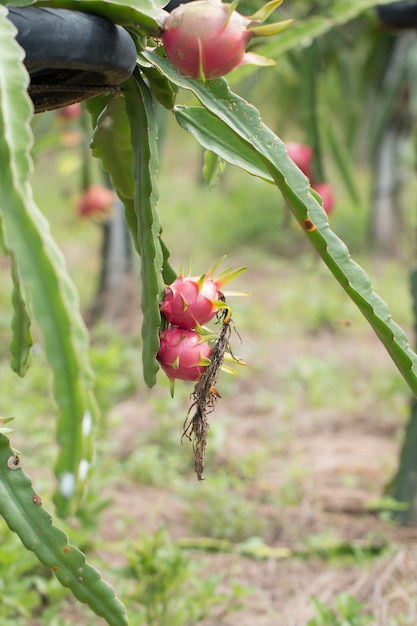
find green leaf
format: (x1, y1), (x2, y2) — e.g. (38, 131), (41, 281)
(368, 39), (409, 160)
(122, 71), (167, 387)
(308, 596), (338, 625)
(140, 64), (178, 110)
(144, 49), (417, 398)
(248, 0), (284, 23)
(0, 433), (128, 626)
(324, 121), (361, 206)
(87, 94), (144, 265)
(85, 93), (113, 129)
(299, 42), (325, 183)
(202, 150), (226, 188)
(9, 253), (33, 377)
(0, 8), (97, 517)
(89, 96), (135, 208)
(0, 217), (33, 377)
(5, 0), (167, 33)
(174, 105), (274, 182)
(88, 83), (175, 383)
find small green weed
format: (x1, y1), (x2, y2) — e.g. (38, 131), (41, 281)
(124, 442), (188, 487)
(120, 527), (248, 626)
(390, 614), (417, 625)
(307, 593), (372, 626)
(278, 456), (308, 506)
(90, 322), (140, 414)
(185, 471), (269, 542)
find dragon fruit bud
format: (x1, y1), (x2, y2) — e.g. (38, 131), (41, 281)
(160, 274), (221, 329)
(162, 0), (293, 80)
(157, 327), (211, 381)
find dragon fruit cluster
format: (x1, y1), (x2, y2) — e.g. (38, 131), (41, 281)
(157, 260), (244, 384)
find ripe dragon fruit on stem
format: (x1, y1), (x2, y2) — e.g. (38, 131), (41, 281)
(159, 257), (247, 329)
(157, 327), (211, 382)
(162, 0), (293, 81)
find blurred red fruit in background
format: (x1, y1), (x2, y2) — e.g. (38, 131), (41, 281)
(312, 182), (335, 216)
(77, 185), (115, 219)
(286, 142), (313, 180)
(58, 103), (82, 121)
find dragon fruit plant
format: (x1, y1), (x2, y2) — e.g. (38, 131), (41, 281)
(162, 0), (293, 80)
(7, 0), (417, 624)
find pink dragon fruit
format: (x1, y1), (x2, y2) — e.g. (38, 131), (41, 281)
(162, 0), (292, 81)
(77, 185), (115, 219)
(157, 327), (211, 381)
(160, 259), (246, 329)
(286, 142), (313, 180)
(312, 182), (335, 216)
(160, 274), (221, 329)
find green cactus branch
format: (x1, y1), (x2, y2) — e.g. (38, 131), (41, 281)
(0, 6), (97, 517)
(0, 433), (128, 626)
(123, 71), (169, 387)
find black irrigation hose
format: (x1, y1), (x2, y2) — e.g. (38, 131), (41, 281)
(377, 1), (417, 29)
(164, 0), (195, 12)
(7, 7), (138, 112)
(6, 2), (200, 113)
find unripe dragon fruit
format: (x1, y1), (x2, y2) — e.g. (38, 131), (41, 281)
(160, 274), (221, 329)
(157, 327), (211, 381)
(162, 0), (292, 80)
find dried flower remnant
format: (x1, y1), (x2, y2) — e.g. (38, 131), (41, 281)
(183, 298), (244, 480)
